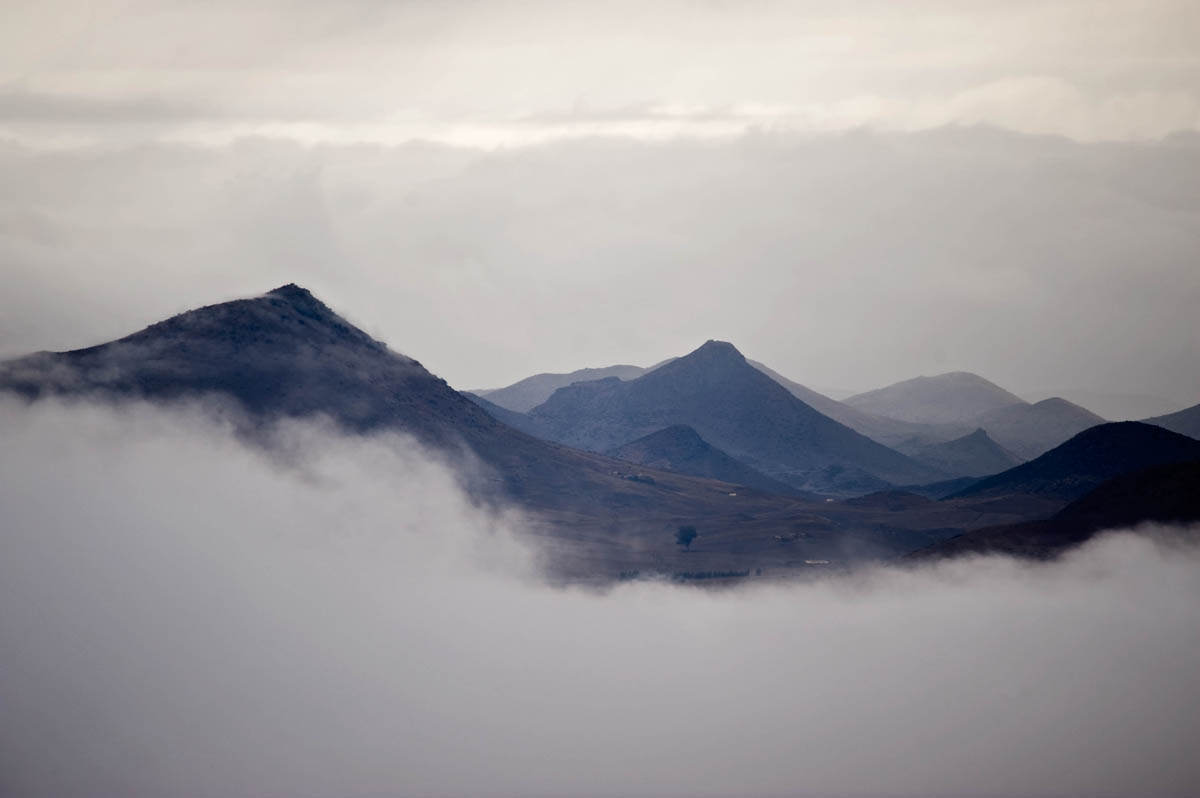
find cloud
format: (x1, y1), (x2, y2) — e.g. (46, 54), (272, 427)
(1, 129), (1197, 406)
(2, 1), (1199, 147)
(1, 398), (1198, 797)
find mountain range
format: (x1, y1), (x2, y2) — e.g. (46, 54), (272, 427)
(515, 339), (948, 494)
(3, 284), (1196, 578)
(478, 360), (1107, 472)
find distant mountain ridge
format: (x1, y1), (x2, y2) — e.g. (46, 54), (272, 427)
(845, 372), (1026, 425)
(474, 364), (648, 412)
(1143, 401), (1200, 440)
(522, 340), (946, 494)
(902, 428), (1023, 477)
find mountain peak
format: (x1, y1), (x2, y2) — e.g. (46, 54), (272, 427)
(264, 283), (336, 315)
(685, 339), (747, 365)
(268, 282), (313, 299)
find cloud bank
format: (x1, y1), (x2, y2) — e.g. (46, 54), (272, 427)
(1, 399), (1198, 797)
(1, 130), (1197, 407)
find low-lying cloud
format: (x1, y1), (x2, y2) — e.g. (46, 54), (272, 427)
(1, 399), (1198, 798)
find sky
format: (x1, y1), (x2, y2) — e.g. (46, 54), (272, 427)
(1, 0), (1198, 409)
(3, 398), (1199, 797)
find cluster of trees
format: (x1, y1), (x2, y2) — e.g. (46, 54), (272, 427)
(675, 525), (698, 549)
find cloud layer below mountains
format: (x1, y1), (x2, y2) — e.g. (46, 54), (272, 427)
(2, 399), (1198, 798)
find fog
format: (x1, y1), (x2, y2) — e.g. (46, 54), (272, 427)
(2, 130), (1199, 408)
(1, 399), (1198, 798)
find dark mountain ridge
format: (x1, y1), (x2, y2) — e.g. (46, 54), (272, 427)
(949, 421), (1200, 502)
(913, 461), (1200, 561)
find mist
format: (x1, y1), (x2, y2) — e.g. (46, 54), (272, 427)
(0, 399), (1197, 797)
(2, 130), (1199, 407)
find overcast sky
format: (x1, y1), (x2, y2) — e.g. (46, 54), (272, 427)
(1, 0), (1198, 407)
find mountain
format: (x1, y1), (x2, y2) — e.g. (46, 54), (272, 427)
(845, 372), (1026, 425)
(748, 360), (971, 448)
(949, 422), (1200, 502)
(1023, 387), (1182, 421)
(912, 461), (1200, 560)
(524, 340), (946, 494)
(473, 364), (647, 412)
(463, 391), (544, 435)
(605, 425), (802, 496)
(971, 397), (1106, 459)
(0, 285), (786, 519)
(1143, 401), (1200, 440)
(3, 285), (998, 580)
(0, 286), (1084, 579)
(903, 428), (1023, 478)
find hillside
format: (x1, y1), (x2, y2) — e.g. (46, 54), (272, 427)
(525, 340), (946, 494)
(845, 372), (1026, 425)
(606, 424), (803, 496)
(749, 360), (971, 448)
(903, 428), (1023, 478)
(972, 397), (1106, 459)
(913, 461), (1200, 560)
(949, 421), (1200, 502)
(2, 286), (1009, 579)
(1143, 401), (1200, 440)
(473, 364), (647, 412)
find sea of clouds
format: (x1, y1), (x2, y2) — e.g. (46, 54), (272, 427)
(1, 398), (1198, 798)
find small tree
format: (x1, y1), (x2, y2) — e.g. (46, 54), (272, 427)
(675, 525), (698, 550)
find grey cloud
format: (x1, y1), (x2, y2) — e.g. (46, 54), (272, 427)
(0, 88), (203, 124)
(1, 129), (1196, 407)
(1, 398), (1198, 797)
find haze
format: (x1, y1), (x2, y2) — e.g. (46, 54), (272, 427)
(1, 399), (1198, 798)
(2, 1), (1199, 406)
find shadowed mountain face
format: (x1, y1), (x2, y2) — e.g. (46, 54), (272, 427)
(473, 364), (647, 412)
(605, 424), (803, 497)
(845, 372), (1026, 425)
(950, 421), (1200, 502)
(1144, 401), (1200, 440)
(901, 428), (1023, 478)
(913, 461), (1200, 561)
(524, 340), (946, 495)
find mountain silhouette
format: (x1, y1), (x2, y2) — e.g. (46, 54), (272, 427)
(903, 428), (1023, 478)
(913, 461), (1200, 560)
(971, 397), (1105, 459)
(473, 364), (648, 412)
(845, 372), (1026, 425)
(1143, 400), (1200, 440)
(524, 340), (945, 494)
(0, 286), (801, 521)
(748, 360), (972, 448)
(949, 421), (1200, 502)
